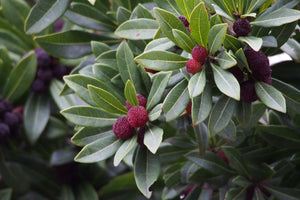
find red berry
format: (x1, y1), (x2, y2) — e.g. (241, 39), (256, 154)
(233, 18), (252, 37)
(240, 80), (258, 103)
(144, 68), (158, 73)
(191, 46), (208, 62)
(113, 117), (135, 139)
(183, 102), (192, 117)
(186, 59), (201, 74)
(127, 106), (148, 127)
(126, 94), (147, 110)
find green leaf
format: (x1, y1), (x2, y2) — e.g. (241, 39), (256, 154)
(238, 36), (263, 51)
(172, 29), (195, 53)
(88, 85), (127, 115)
(148, 103), (163, 121)
(265, 186), (300, 200)
(144, 37), (175, 52)
(24, 94), (50, 144)
(0, 47), (12, 92)
(91, 41), (111, 58)
(225, 187), (246, 200)
(116, 6), (131, 25)
(211, 63), (240, 100)
(154, 0), (181, 16)
(124, 80), (138, 107)
(175, 0), (200, 20)
(153, 7), (189, 43)
(251, 8), (300, 27)
(215, 51), (237, 69)
(232, 176), (251, 188)
(71, 127), (113, 147)
(61, 106), (120, 127)
(245, 0), (269, 14)
(235, 48), (251, 72)
(191, 83), (212, 125)
(236, 101), (252, 127)
(117, 41), (141, 92)
(114, 135), (138, 166)
(255, 81), (286, 113)
(188, 70), (206, 98)
(35, 30), (120, 58)
(208, 23), (228, 55)
(49, 80), (77, 110)
(211, 3), (234, 21)
(77, 182), (98, 200)
(224, 34), (243, 52)
(44, 117), (69, 140)
(75, 135), (121, 163)
(262, 36), (277, 48)
(163, 79), (190, 121)
(134, 147), (160, 198)
(130, 4), (154, 19)
(93, 63), (118, 81)
(115, 19), (159, 40)
(194, 123), (209, 156)
(0, 188), (12, 200)
(218, 120), (236, 141)
(135, 50), (188, 71)
(144, 124), (163, 154)
(3, 51), (37, 102)
(25, 0), (69, 34)
(280, 38), (300, 62)
(0, 30), (31, 55)
(95, 50), (118, 69)
(190, 2), (210, 48)
(208, 95), (237, 135)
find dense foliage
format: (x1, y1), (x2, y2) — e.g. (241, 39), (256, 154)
(0, 0), (300, 199)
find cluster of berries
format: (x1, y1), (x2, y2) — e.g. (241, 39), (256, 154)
(31, 48), (72, 94)
(113, 94), (148, 145)
(233, 18), (252, 37)
(0, 96), (23, 142)
(186, 45), (208, 74)
(229, 48), (272, 103)
(178, 15), (190, 32)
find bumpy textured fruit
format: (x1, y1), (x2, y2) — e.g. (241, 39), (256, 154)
(37, 68), (53, 82)
(240, 80), (258, 103)
(0, 100), (13, 116)
(244, 48), (271, 82)
(126, 94), (147, 110)
(3, 112), (20, 127)
(183, 102), (192, 117)
(186, 59), (201, 74)
(113, 117), (135, 139)
(35, 48), (52, 69)
(31, 78), (48, 94)
(191, 46), (208, 62)
(137, 125), (146, 147)
(228, 66), (244, 83)
(233, 18), (252, 37)
(178, 15), (189, 27)
(127, 106), (148, 127)
(0, 122), (10, 137)
(53, 65), (72, 80)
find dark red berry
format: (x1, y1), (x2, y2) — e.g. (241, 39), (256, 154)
(53, 65), (72, 80)
(3, 112), (20, 127)
(144, 68), (158, 74)
(0, 100), (13, 117)
(233, 18), (252, 37)
(126, 94), (147, 110)
(35, 48), (52, 69)
(228, 66), (244, 83)
(37, 68), (53, 82)
(183, 102), (192, 117)
(127, 106), (148, 127)
(0, 123), (10, 138)
(137, 126), (146, 147)
(178, 15), (189, 27)
(216, 151), (229, 164)
(113, 117), (135, 139)
(191, 45), (208, 62)
(240, 80), (258, 103)
(262, 75), (272, 85)
(31, 78), (48, 94)
(186, 59), (201, 74)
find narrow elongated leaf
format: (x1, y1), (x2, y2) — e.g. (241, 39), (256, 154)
(148, 103), (163, 121)
(0, 188), (12, 200)
(194, 123), (209, 156)
(95, 50), (118, 69)
(75, 135), (121, 163)
(172, 29), (195, 53)
(115, 19), (159, 40)
(251, 8), (300, 27)
(224, 34), (243, 52)
(211, 63), (240, 100)
(190, 2), (210, 48)
(144, 124), (163, 154)
(77, 182), (98, 200)
(163, 80), (190, 121)
(24, 94), (50, 144)
(61, 106), (120, 127)
(245, 0), (269, 14)
(91, 41), (111, 58)
(208, 23), (228, 55)
(124, 80), (138, 107)
(236, 101), (252, 127)
(3, 51), (37, 102)
(49, 80), (76, 110)
(114, 135), (138, 166)
(208, 95), (237, 135)
(0, 29), (31, 55)
(188, 70), (206, 98)
(154, 0), (181, 16)
(135, 50), (188, 71)
(255, 81), (286, 113)
(175, 0), (200, 20)
(71, 127), (113, 146)
(238, 36), (263, 51)
(88, 85), (127, 114)
(144, 37), (175, 52)
(264, 185), (300, 200)
(235, 48), (251, 72)
(225, 187), (246, 200)
(35, 31), (120, 58)
(218, 120), (236, 141)
(130, 4), (154, 19)
(25, 0), (69, 34)
(212, 4), (234, 21)
(216, 51), (237, 69)
(0, 47), (12, 92)
(280, 38), (300, 62)
(134, 147), (160, 198)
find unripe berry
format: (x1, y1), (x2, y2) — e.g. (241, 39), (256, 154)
(233, 18), (252, 37)
(186, 59), (201, 74)
(240, 80), (258, 103)
(126, 94), (147, 110)
(113, 117), (135, 139)
(191, 45), (208, 62)
(127, 106), (148, 127)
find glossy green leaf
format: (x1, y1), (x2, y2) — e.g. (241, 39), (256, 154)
(91, 41), (111, 58)
(172, 29), (195, 53)
(236, 101), (252, 127)
(75, 135), (121, 163)
(175, 0), (200, 20)
(211, 63), (240, 100)
(262, 36), (277, 48)
(44, 117), (69, 140)
(238, 36), (263, 51)
(208, 95), (237, 135)
(224, 34), (243, 52)
(0, 29), (31, 55)
(144, 37), (175, 52)
(115, 19), (159, 40)
(255, 81), (286, 113)
(245, 0), (269, 14)
(194, 123), (209, 156)
(35, 31), (120, 58)
(117, 6), (131, 25)
(135, 50), (188, 71)
(3, 51), (37, 102)
(88, 85), (127, 114)
(130, 4), (154, 19)
(235, 48), (251, 72)
(148, 103), (163, 121)
(232, 176), (252, 188)
(280, 38), (300, 62)
(218, 120), (236, 141)
(264, 185), (300, 200)
(0, 47), (12, 92)
(77, 182), (98, 200)
(114, 135), (137, 166)
(191, 83), (212, 125)
(49, 80), (76, 110)
(216, 51), (237, 69)
(225, 187), (246, 200)
(93, 63), (118, 82)
(208, 23), (228, 55)
(134, 147), (160, 198)
(163, 79), (190, 121)
(211, 3), (234, 21)
(124, 80), (138, 107)
(24, 94), (50, 144)
(154, 0), (181, 15)
(190, 2), (210, 48)
(61, 106), (120, 127)
(0, 188), (12, 200)
(188, 70), (206, 98)
(95, 50), (118, 69)
(144, 124), (163, 154)
(25, 0), (69, 34)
